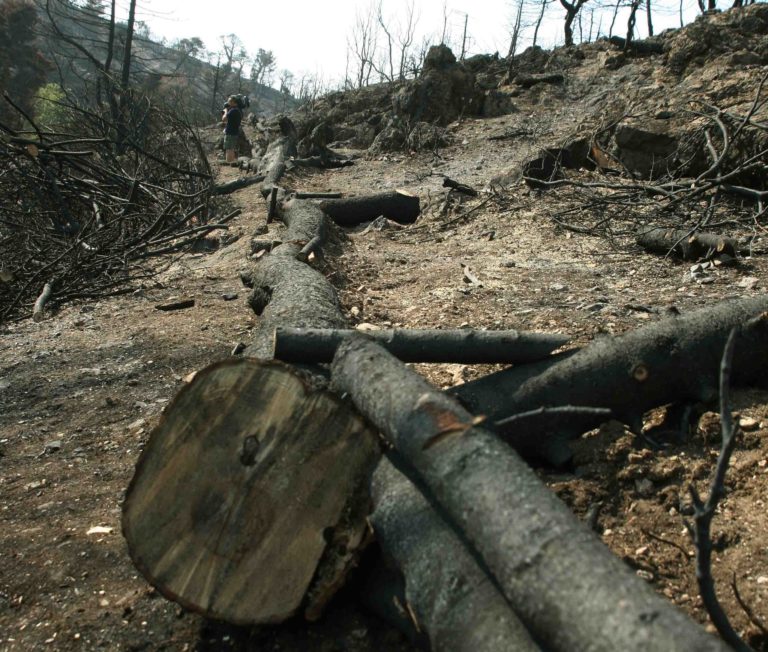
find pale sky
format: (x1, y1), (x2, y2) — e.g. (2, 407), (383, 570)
(132, 0), (703, 87)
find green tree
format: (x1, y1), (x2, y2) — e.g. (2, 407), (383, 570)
(35, 83), (68, 129)
(250, 48), (276, 86)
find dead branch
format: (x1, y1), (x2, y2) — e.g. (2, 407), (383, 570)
(442, 176), (478, 196)
(451, 296), (768, 466)
(272, 327), (569, 364)
(0, 97), (222, 322)
(686, 330), (752, 652)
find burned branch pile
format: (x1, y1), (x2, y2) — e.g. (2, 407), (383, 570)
(0, 97), (224, 322)
(532, 73), (768, 256)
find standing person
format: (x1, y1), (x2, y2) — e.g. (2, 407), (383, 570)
(221, 96), (242, 163)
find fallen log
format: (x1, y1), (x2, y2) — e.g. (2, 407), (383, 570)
(258, 115), (297, 198)
(370, 457), (540, 652)
(211, 174), (265, 196)
(273, 327), (569, 364)
(196, 185), (532, 637)
(291, 156), (354, 169)
(637, 228), (739, 260)
(442, 176), (478, 197)
(331, 337), (729, 652)
(319, 190), (420, 226)
(122, 359), (379, 625)
(245, 255), (342, 359)
(295, 191), (343, 199)
(154, 298), (195, 312)
(451, 295), (768, 465)
(514, 72), (564, 88)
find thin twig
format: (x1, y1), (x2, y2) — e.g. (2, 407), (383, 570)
(686, 329), (752, 652)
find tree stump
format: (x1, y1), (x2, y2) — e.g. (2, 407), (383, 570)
(122, 358), (380, 625)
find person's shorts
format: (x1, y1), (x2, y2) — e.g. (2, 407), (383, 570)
(223, 134), (238, 150)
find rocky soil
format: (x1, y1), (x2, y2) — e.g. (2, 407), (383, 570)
(3, 6), (768, 651)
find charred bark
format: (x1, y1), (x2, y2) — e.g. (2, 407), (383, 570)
(371, 458), (540, 652)
(442, 176), (478, 196)
(452, 296), (768, 465)
(273, 327), (568, 364)
(319, 190), (420, 226)
(258, 115), (297, 198)
(211, 174), (265, 196)
(331, 337), (729, 652)
(637, 228), (739, 260)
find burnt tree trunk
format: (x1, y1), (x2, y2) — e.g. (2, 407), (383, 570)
(258, 115), (298, 198)
(370, 458), (540, 651)
(451, 295), (768, 465)
(319, 190), (420, 226)
(273, 327), (568, 364)
(637, 228), (739, 260)
(122, 359), (379, 625)
(211, 174), (265, 196)
(331, 337), (729, 652)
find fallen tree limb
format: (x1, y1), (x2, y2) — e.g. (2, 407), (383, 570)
(514, 72), (564, 88)
(370, 457), (540, 651)
(442, 177), (478, 197)
(319, 190), (420, 226)
(291, 156), (354, 169)
(211, 174), (266, 196)
(686, 331), (752, 651)
(451, 295), (768, 465)
(331, 337), (729, 652)
(295, 191), (343, 199)
(273, 327), (568, 364)
(637, 228), (740, 260)
(258, 116), (297, 198)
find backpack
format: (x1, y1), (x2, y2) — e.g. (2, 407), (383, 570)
(232, 94), (250, 110)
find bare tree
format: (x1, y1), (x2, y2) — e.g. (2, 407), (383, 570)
(608, 0), (622, 37)
(396, 0), (419, 79)
(507, 0), (526, 57)
(532, 0), (551, 48)
(459, 13), (469, 60)
(625, 0), (643, 48)
(348, 2), (377, 88)
(559, 0), (588, 46)
(646, 0), (654, 35)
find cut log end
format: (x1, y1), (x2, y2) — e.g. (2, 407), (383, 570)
(122, 358), (380, 625)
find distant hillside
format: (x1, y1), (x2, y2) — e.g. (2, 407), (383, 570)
(33, 0), (293, 123)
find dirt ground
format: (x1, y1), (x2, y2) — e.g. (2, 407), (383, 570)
(4, 70), (768, 650)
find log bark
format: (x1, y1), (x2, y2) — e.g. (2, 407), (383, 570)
(245, 252), (343, 359)
(319, 190), (420, 226)
(291, 156), (354, 169)
(241, 187), (534, 642)
(442, 177), (478, 196)
(451, 295), (768, 465)
(637, 228), (739, 260)
(331, 337), (729, 652)
(122, 359), (379, 625)
(211, 174), (265, 196)
(273, 327), (569, 364)
(258, 115), (297, 198)
(514, 72), (564, 88)
(295, 191), (343, 199)
(370, 457), (540, 652)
